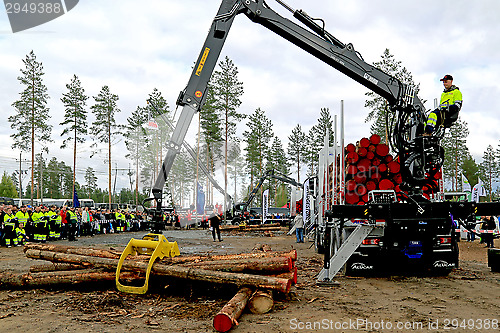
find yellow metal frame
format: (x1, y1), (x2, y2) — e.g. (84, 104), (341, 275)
(115, 233), (180, 294)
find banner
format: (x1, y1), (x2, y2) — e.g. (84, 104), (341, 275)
(303, 179), (310, 224)
(262, 189), (269, 224)
(196, 182), (205, 215)
(478, 178), (486, 196)
(461, 173), (471, 192)
(471, 178), (486, 203)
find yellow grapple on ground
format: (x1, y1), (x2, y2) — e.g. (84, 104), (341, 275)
(115, 233), (180, 294)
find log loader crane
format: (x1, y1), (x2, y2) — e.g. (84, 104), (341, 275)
(144, 0), (500, 278)
(148, 0), (435, 229)
(231, 169), (301, 225)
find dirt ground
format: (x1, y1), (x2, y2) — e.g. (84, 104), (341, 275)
(0, 229), (498, 333)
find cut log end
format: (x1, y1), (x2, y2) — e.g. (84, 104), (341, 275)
(213, 312), (234, 333)
(248, 289), (274, 314)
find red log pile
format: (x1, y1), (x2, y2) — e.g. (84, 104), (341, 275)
(343, 134), (442, 203)
(344, 134), (401, 205)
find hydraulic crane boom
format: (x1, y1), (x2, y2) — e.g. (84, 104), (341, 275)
(150, 0), (439, 224)
(147, 99), (233, 207)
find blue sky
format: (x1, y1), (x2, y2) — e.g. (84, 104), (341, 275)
(1, 0), (499, 203)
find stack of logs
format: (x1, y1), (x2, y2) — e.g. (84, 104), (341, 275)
(344, 134), (442, 203)
(344, 134), (401, 205)
(220, 222), (282, 232)
(0, 243), (297, 333)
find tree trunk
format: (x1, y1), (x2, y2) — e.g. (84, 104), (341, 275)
(248, 289), (273, 314)
(162, 249), (297, 264)
(220, 223), (281, 231)
(24, 243), (121, 259)
(0, 269), (138, 288)
(25, 249), (292, 293)
(29, 263), (87, 273)
(182, 256), (293, 274)
(223, 227), (281, 232)
(213, 287), (253, 333)
(266, 266), (297, 285)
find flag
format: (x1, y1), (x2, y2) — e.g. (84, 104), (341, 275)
(73, 188), (80, 208)
(462, 173), (471, 192)
(478, 178), (487, 197)
(262, 189), (269, 223)
(196, 182), (205, 215)
(471, 178), (486, 203)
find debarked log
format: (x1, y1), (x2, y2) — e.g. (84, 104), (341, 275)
(29, 262), (89, 273)
(181, 256), (293, 274)
(162, 249), (297, 264)
(213, 287), (254, 333)
(220, 223), (281, 231)
(221, 227), (282, 232)
(25, 249), (292, 293)
(24, 243), (120, 259)
(0, 269), (139, 288)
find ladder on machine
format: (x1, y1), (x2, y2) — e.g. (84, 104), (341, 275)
(317, 190), (395, 283)
(317, 223), (374, 282)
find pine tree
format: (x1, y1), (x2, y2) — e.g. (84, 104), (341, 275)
(462, 154), (479, 188)
(45, 157), (63, 198)
(211, 56), (245, 217)
(479, 145), (498, 201)
(305, 108), (334, 175)
(287, 124), (306, 182)
(364, 49), (419, 140)
(227, 141), (245, 203)
(304, 128), (317, 176)
(200, 85), (223, 205)
(84, 167), (98, 199)
(145, 89), (171, 197)
(243, 107), (273, 206)
(265, 137), (289, 205)
(441, 117), (469, 190)
(9, 50), (52, 204)
(90, 85), (122, 207)
(60, 74), (89, 196)
(125, 106), (148, 207)
(0, 171), (18, 198)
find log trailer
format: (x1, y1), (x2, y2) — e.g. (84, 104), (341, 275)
(144, 0), (500, 279)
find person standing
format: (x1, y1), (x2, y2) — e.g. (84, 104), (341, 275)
(3, 206), (18, 247)
(483, 216), (496, 248)
(209, 210), (222, 242)
(66, 207), (78, 241)
(46, 205), (58, 240)
(294, 214), (305, 243)
(31, 206), (44, 242)
(15, 205), (29, 245)
(425, 74), (463, 135)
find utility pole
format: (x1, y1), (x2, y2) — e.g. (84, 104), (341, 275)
(113, 164), (132, 204)
(16, 152), (28, 199)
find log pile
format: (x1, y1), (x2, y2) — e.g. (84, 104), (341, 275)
(0, 243), (297, 332)
(343, 134), (441, 204)
(344, 134), (400, 205)
(220, 223), (282, 232)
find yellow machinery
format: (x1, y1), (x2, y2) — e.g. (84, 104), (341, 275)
(116, 233), (180, 294)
